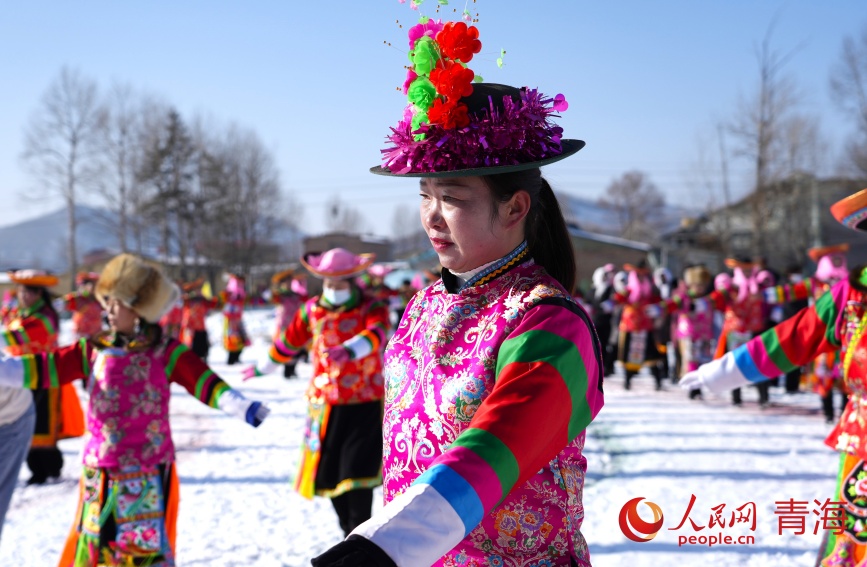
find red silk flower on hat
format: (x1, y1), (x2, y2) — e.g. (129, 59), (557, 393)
(436, 22), (481, 63)
(427, 98), (470, 129)
(430, 60), (475, 101)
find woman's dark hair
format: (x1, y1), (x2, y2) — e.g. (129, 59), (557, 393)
(26, 285), (59, 327)
(482, 168), (576, 291)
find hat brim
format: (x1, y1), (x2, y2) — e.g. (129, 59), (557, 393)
(301, 253), (376, 279)
(808, 243), (850, 263)
(182, 278), (205, 292)
(369, 139), (585, 178)
(9, 274), (59, 287)
(831, 189), (867, 231)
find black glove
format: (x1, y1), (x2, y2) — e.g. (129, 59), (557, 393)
(311, 535), (398, 567)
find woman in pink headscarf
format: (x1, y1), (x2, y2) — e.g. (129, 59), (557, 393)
(702, 258), (776, 406)
(222, 273), (250, 365)
(613, 261), (665, 390)
(244, 248), (390, 537)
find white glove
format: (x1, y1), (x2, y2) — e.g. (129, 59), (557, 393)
(678, 352), (750, 394)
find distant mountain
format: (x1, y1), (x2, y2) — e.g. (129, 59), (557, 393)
(556, 192), (697, 236)
(0, 205), (305, 273)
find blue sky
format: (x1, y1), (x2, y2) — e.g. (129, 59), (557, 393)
(1, 1), (864, 236)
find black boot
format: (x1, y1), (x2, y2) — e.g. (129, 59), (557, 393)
(284, 362), (297, 379)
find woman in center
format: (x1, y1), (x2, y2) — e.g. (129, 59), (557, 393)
(313, 15), (604, 567)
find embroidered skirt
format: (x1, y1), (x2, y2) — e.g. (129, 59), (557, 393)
(58, 463), (179, 567)
(294, 400), (383, 500)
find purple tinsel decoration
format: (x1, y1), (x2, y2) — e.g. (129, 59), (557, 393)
(381, 88), (565, 174)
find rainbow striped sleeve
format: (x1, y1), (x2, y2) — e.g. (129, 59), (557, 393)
(341, 302), (390, 360)
(0, 339), (91, 389)
(764, 278), (814, 305)
(269, 301), (312, 364)
(354, 297), (604, 566)
(704, 280), (846, 392)
(165, 339), (230, 408)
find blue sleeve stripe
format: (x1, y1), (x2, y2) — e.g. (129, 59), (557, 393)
(415, 463), (484, 537)
(733, 345), (764, 383)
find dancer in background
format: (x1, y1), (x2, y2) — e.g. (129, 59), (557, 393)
(0, 255), (270, 566)
(223, 273), (249, 365)
(681, 188), (867, 566)
(270, 269), (305, 379)
(180, 278), (219, 361)
(615, 262), (664, 390)
(60, 272), (104, 341)
(590, 264), (617, 376)
(159, 280), (184, 340)
(245, 248), (388, 538)
(1, 270), (84, 485)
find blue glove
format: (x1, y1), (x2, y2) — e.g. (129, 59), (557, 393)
(245, 402), (270, 427)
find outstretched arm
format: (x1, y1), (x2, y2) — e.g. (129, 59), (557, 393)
(165, 339), (269, 427)
(0, 339), (91, 388)
(682, 280), (847, 393)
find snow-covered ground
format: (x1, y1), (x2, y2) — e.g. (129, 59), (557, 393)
(0, 308), (842, 566)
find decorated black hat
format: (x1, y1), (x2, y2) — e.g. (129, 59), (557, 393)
(371, 11), (583, 178)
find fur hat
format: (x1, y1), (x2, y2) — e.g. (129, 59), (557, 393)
(95, 254), (180, 323)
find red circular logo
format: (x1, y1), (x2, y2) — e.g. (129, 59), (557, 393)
(619, 497), (664, 542)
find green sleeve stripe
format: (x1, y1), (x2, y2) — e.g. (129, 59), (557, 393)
(209, 382), (230, 407)
(22, 357), (35, 388)
(194, 369), (214, 400)
(496, 329), (591, 440)
(450, 428), (518, 502)
(300, 304), (309, 325)
(814, 290), (841, 347)
(165, 343), (188, 378)
(761, 330), (795, 374)
(80, 339), (91, 377)
(47, 355), (59, 388)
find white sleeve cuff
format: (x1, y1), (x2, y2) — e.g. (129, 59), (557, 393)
(351, 484), (465, 567)
(256, 355), (281, 376)
(217, 388), (253, 419)
(699, 352), (750, 393)
(342, 334), (373, 360)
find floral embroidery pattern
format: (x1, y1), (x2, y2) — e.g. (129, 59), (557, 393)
(383, 261), (590, 565)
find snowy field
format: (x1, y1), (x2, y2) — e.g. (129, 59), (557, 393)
(0, 308), (842, 566)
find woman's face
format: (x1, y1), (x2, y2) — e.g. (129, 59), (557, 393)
(105, 297), (138, 334)
(419, 177), (528, 273)
(17, 285), (39, 309)
(323, 278), (350, 291)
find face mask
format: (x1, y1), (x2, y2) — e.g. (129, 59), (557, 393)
(323, 286), (351, 306)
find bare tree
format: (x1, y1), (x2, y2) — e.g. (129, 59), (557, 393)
(136, 108), (198, 275)
(830, 23), (867, 177)
(197, 124), (285, 274)
(96, 82), (144, 253)
(727, 22), (804, 256)
(325, 195), (367, 233)
(20, 67), (106, 284)
(598, 170), (666, 242)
